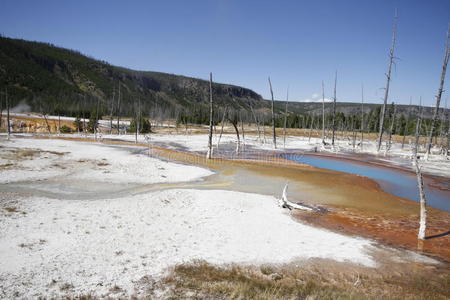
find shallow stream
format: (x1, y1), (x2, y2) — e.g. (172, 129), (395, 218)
(284, 153), (450, 212)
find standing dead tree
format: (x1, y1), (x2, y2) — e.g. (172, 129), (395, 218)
(82, 95), (87, 135)
(206, 72), (214, 159)
(57, 102), (61, 136)
(377, 13), (398, 153)
(0, 90), (2, 131)
(331, 71), (338, 147)
(228, 111), (241, 154)
(413, 117), (427, 240)
(39, 97), (52, 134)
(413, 98), (423, 159)
(249, 106), (261, 140)
(385, 102), (397, 155)
(109, 85), (115, 135)
(94, 96), (100, 140)
(283, 87), (289, 148)
(446, 105), (450, 157)
(425, 25), (450, 160)
(268, 77), (277, 149)
(116, 83), (121, 135)
(240, 111), (246, 150)
(261, 113), (266, 143)
(135, 98), (141, 144)
(440, 99), (449, 155)
(414, 156), (427, 240)
(360, 84), (364, 150)
(6, 88), (10, 139)
(217, 106), (228, 149)
(351, 116), (356, 150)
(0, 94), (2, 133)
(308, 115), (315, 142)
(321, 81), (326, 144)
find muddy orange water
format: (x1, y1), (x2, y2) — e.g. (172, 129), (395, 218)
(32, 135), (450, 261)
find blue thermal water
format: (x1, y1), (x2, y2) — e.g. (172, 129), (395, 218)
(284, 154), (450, 212)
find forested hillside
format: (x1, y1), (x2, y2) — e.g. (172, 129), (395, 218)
(0, 36), (265, 118)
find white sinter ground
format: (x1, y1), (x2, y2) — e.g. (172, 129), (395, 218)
(0, 135), (439, 298)
(95, 130), (450, 178)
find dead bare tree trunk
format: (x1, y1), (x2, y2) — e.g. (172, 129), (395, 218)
(360, 84), (364, 150)
(377, 13), (398, 153)
(206, 72), (214, 159)
(268, 77), (276, 149)
(230, 117), (240, 154)
(57, 108), (61, 136)
(262, 114), (266, 143)
(283, 87), (289, 148)
(0, 91), (2, 131)
(217, 106), (228, 149)
(308, 115), (315, 142)
(352, 116), (356, 150)
(385, 102), (397, 155)
(425, 25), (449, 160)
(413, 101), (426, 241)
(249, 106), (261, 140)
(322, 81), (326, 144)
(446, 110), (450, 157)
(135, 98), (141, 144)
(94, 97), (100, 140)
(240, 111), (245, 151)
(331, 71), (337, 146)
(82, 95), (86, 135)
(413, 149), (427, 240)
(6, 88), (10, 140)
(438, 101), (445, 152)
(440, 99), (448, 155)
(110, 85), (115, 135)
(40, 98), (51, 134)
(413, 98), (423, 159)
(117, 83), (121, 135)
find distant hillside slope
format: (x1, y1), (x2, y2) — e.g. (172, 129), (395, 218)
(0, 36), (446, 121)
(0, 36), (264, 117)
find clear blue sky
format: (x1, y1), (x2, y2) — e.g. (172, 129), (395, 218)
(0, 0), (449, 106)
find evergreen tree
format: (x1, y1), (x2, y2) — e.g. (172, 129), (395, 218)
(130, 116), (151, 133)
(87, 108), (101, 133)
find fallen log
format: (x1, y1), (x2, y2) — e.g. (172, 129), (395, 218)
(279, 183), (329, 213)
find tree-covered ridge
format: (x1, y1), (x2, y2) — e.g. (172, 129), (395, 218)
(0, 36), (264, 117)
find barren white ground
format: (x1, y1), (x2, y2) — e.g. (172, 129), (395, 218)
(100, 129), (450, 177)
(0, 136), (438, 298)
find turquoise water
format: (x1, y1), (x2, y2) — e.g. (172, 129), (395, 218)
(284, 154), (450, 212)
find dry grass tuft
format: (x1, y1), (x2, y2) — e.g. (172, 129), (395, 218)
(162, 260), (364, 300)
(0, 163), (14, 169)
(4, 207), (18, 213)
(159, 260), (450, 300)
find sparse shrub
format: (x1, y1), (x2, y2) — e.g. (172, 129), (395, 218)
(129, 116), (151, 133)
(59, 125), (71, 133)
(73, 117), (83, 132)
(87, 109), (102, 133)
